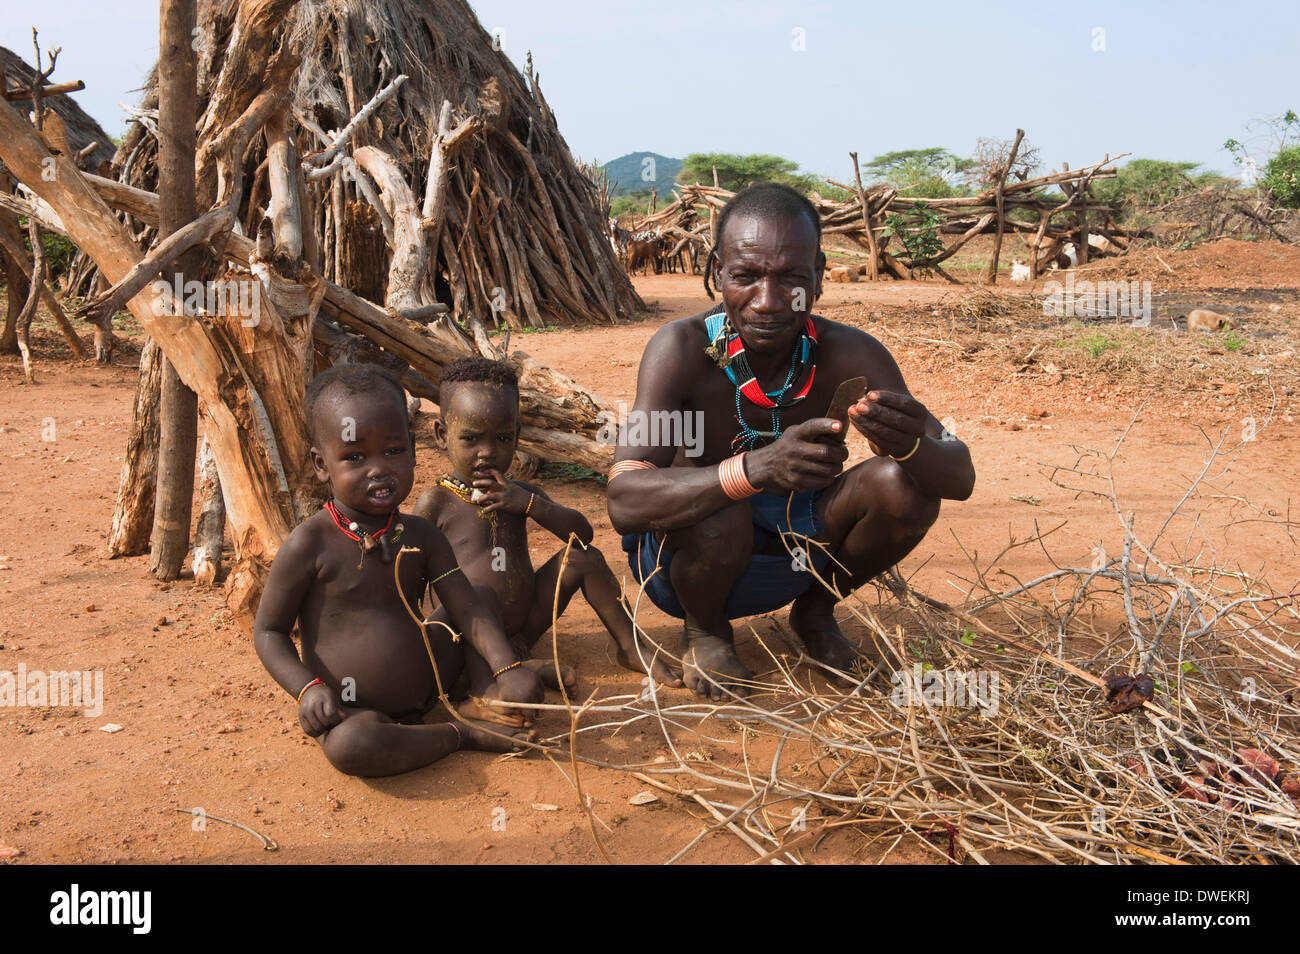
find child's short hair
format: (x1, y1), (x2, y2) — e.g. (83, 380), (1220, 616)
(305, 363), (408, 445)
(439, 357), (519, 403)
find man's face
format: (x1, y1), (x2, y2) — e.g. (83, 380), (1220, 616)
(712, 212), (824, 356)
(434, 382), (520, 482)
(310, 391), (415, 517)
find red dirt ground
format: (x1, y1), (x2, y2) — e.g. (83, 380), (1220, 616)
(0, 266), (1296, 864)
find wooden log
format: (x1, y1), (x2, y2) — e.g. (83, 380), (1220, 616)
(339, 199), (387, 302)
(0, 243), (25, 353)
(420, 99), (480, 254)
(504, 130), (585, 307)
(151, 0), (202, 583)
(2, 80), (85, 101)
(73, 206), (234, 328)
(192, 433), (226, 585)
(354, 145), (425, 313)
(108, 338), (163, 556)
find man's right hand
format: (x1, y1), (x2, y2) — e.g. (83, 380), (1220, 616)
(298, 684), (346, 737)
(746, 418), (849, 492)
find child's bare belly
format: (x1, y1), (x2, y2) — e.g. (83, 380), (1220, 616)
(303, 610), (435, 717)
(461, 542), (536, 638)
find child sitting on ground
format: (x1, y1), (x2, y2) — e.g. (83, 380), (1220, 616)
(254, 363), (544, 777)
(411, 357), (681, 703)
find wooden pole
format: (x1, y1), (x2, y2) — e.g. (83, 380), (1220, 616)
(850, 151), (879, 281)
(150, 0), (200, 581)
(982, 129), (1024, 285)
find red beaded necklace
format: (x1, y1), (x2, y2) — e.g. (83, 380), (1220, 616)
(323, 499), (403, 565)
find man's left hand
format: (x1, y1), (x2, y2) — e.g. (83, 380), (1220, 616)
(849, 390), (929, 458)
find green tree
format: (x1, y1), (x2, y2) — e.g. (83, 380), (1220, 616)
(678, 153), (817, 192)
(861, 148), (973, 198)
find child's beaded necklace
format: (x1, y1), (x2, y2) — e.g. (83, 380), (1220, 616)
(323, 499), (404, 567)
(439, 474), (499, 547)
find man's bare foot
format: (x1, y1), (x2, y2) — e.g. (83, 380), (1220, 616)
(789, 595), (864, 674)
(522, 657), (577, 694)
(449, 718), (538, 753)
(681, 624), (752, 700)
(616, 635), (684, 688)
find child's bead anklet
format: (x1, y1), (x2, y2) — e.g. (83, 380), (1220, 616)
(296, 677), (323, 704)
(448, 721), (463, 751)
(492, 660), (522, 679)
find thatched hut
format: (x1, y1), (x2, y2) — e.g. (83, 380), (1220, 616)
(112, 0), (642, 331)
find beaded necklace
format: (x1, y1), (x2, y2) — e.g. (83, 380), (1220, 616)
(705, 309), (819, 451)
(440, 475), (498, 547)
(323, 499), (404, 568)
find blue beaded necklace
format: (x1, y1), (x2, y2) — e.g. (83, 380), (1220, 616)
(732, 345), (801, 450)
(706, 309), (818, 451)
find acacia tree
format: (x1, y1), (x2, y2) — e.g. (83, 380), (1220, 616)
(678, 153), (815, 193)
(860, 148), (974, 198)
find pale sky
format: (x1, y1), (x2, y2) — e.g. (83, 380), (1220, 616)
(3, 0), (1295, 182)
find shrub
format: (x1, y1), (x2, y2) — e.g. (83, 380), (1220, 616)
(1262, 146), (1300, 209)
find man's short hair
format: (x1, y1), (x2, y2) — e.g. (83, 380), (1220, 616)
(715, 182), (822, 250)
(305, 363), (407, 445)
(706, 182), (822, 296)
(439, 356), (519, 404)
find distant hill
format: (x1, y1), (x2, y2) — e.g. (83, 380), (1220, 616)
(603, 152), (682, 198)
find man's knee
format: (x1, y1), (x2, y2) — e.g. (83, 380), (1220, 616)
(875, 459), (941, 537)
(664, 501), (753, 570)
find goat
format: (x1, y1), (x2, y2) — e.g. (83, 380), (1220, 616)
(1010, 259), (1031, 282)
(1184, 308), (1238, 333)
(626, 236), (660, 276)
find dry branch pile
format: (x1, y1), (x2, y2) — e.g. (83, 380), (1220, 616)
(621, 134), (1142, 286)
(521, 421), (1300, 864)
(1124, 181), (1300, 248)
